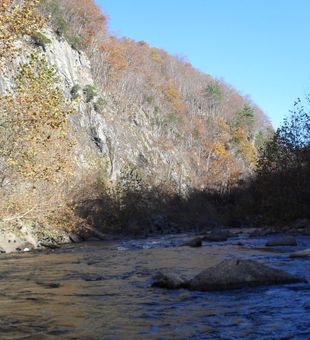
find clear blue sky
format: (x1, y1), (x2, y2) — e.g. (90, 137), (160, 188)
(96, 0), (310, 128)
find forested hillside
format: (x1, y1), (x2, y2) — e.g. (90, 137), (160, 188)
(0, 0), (272, 243)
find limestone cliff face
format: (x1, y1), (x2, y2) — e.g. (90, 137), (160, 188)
(0, 28), (186, 186)
(33, 29), (192, 191)
(0, 27), (194, 251)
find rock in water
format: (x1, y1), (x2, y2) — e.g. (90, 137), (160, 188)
(289, 249), (310, 258)
(152, 272), (188, 289)
(189, 258), (305, 291)
(181, 237), (203, 247)
(266, 237), (297, 247)
(68, 232), (83, 243)
(202, 230), (233, 242)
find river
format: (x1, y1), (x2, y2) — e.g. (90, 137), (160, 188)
(0, 232), (309, 339)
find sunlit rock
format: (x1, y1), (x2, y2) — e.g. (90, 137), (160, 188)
(189, 258), (305, 291)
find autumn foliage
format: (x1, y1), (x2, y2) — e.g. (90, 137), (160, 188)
(0, 49), (76, 224)
(0, 0), (44, 67)
(0, 51), (73, 181)
(0, 2), (76, 226)
(0, 0), (273, 231)
(39, 0), (271, 194)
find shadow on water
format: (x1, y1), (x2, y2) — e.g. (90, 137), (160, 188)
(0, 233), (309, 339)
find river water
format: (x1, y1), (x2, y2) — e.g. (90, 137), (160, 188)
(0, 232), (309, 339)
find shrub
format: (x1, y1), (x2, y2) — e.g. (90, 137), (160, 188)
(31, 31), (52, 49)
(94, 97), (105, 112)
(39, 1), (81, 51)
(66, 35), (82, 51)
(70, 84), (81, 100)
(83, 85), (97, 103)
(0, 50), (74, 182)
(0, 50), (77, 226)
(0, 0), (44, 68)
(205, 81), (222, 103)
(144, 95), (154, 104)
(39, 0), (69, 36)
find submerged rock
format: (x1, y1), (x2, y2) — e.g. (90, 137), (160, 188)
(251, 246), (288, 253)
(181, 237), (203, 247)
(289, 249), (310, 258)
(82, 274), (105, 281)
(36, 281), (61, 289)
(249, 227), (278, 237)
(152, 272), (188, 289)
(86, 237), (101, 242)
(189, 258), (305, 291)
(266, 237), (297, 247)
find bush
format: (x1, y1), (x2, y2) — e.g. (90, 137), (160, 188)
(66, 35), (82, 51)
(70, 84), (81, 100)
(144, 95), (154, 104)
(0, 50), (74, 182)
(40, 0), (69, 36)
(39, 0), (81, 51)
(32, 31), (52, 49)
(0, 0), (44, 68)
(83, 85), (97, 103)
(94, 97), (105, 112)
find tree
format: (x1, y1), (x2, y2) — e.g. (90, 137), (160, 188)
(255, 96), (310, 222)
(0, 0), (44, 68)
(0, 51), (74, 184)
(0, 50), (77, 224)
(204, 81), (222, 117)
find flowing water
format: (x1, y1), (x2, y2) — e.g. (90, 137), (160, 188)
(0, 232), (309, 339)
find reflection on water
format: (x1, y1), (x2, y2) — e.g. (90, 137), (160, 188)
(0, 233), (309, 339)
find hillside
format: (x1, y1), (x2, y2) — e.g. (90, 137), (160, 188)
(0, 0), (272, 250)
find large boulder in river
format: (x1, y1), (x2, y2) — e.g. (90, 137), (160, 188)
(152, 272), (188, 289)
(266, 236), (297, 247)
(181, 237), (203, 247)
(289, 249), (310, 258)
(188, 258), (305, 291)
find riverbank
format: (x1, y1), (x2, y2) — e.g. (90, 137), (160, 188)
(0, 217), (310, 254)
(0, 220), (108, 254)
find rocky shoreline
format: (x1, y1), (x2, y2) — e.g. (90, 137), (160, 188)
(0, 217), (310, 255)
(0, 221), (108, 254)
